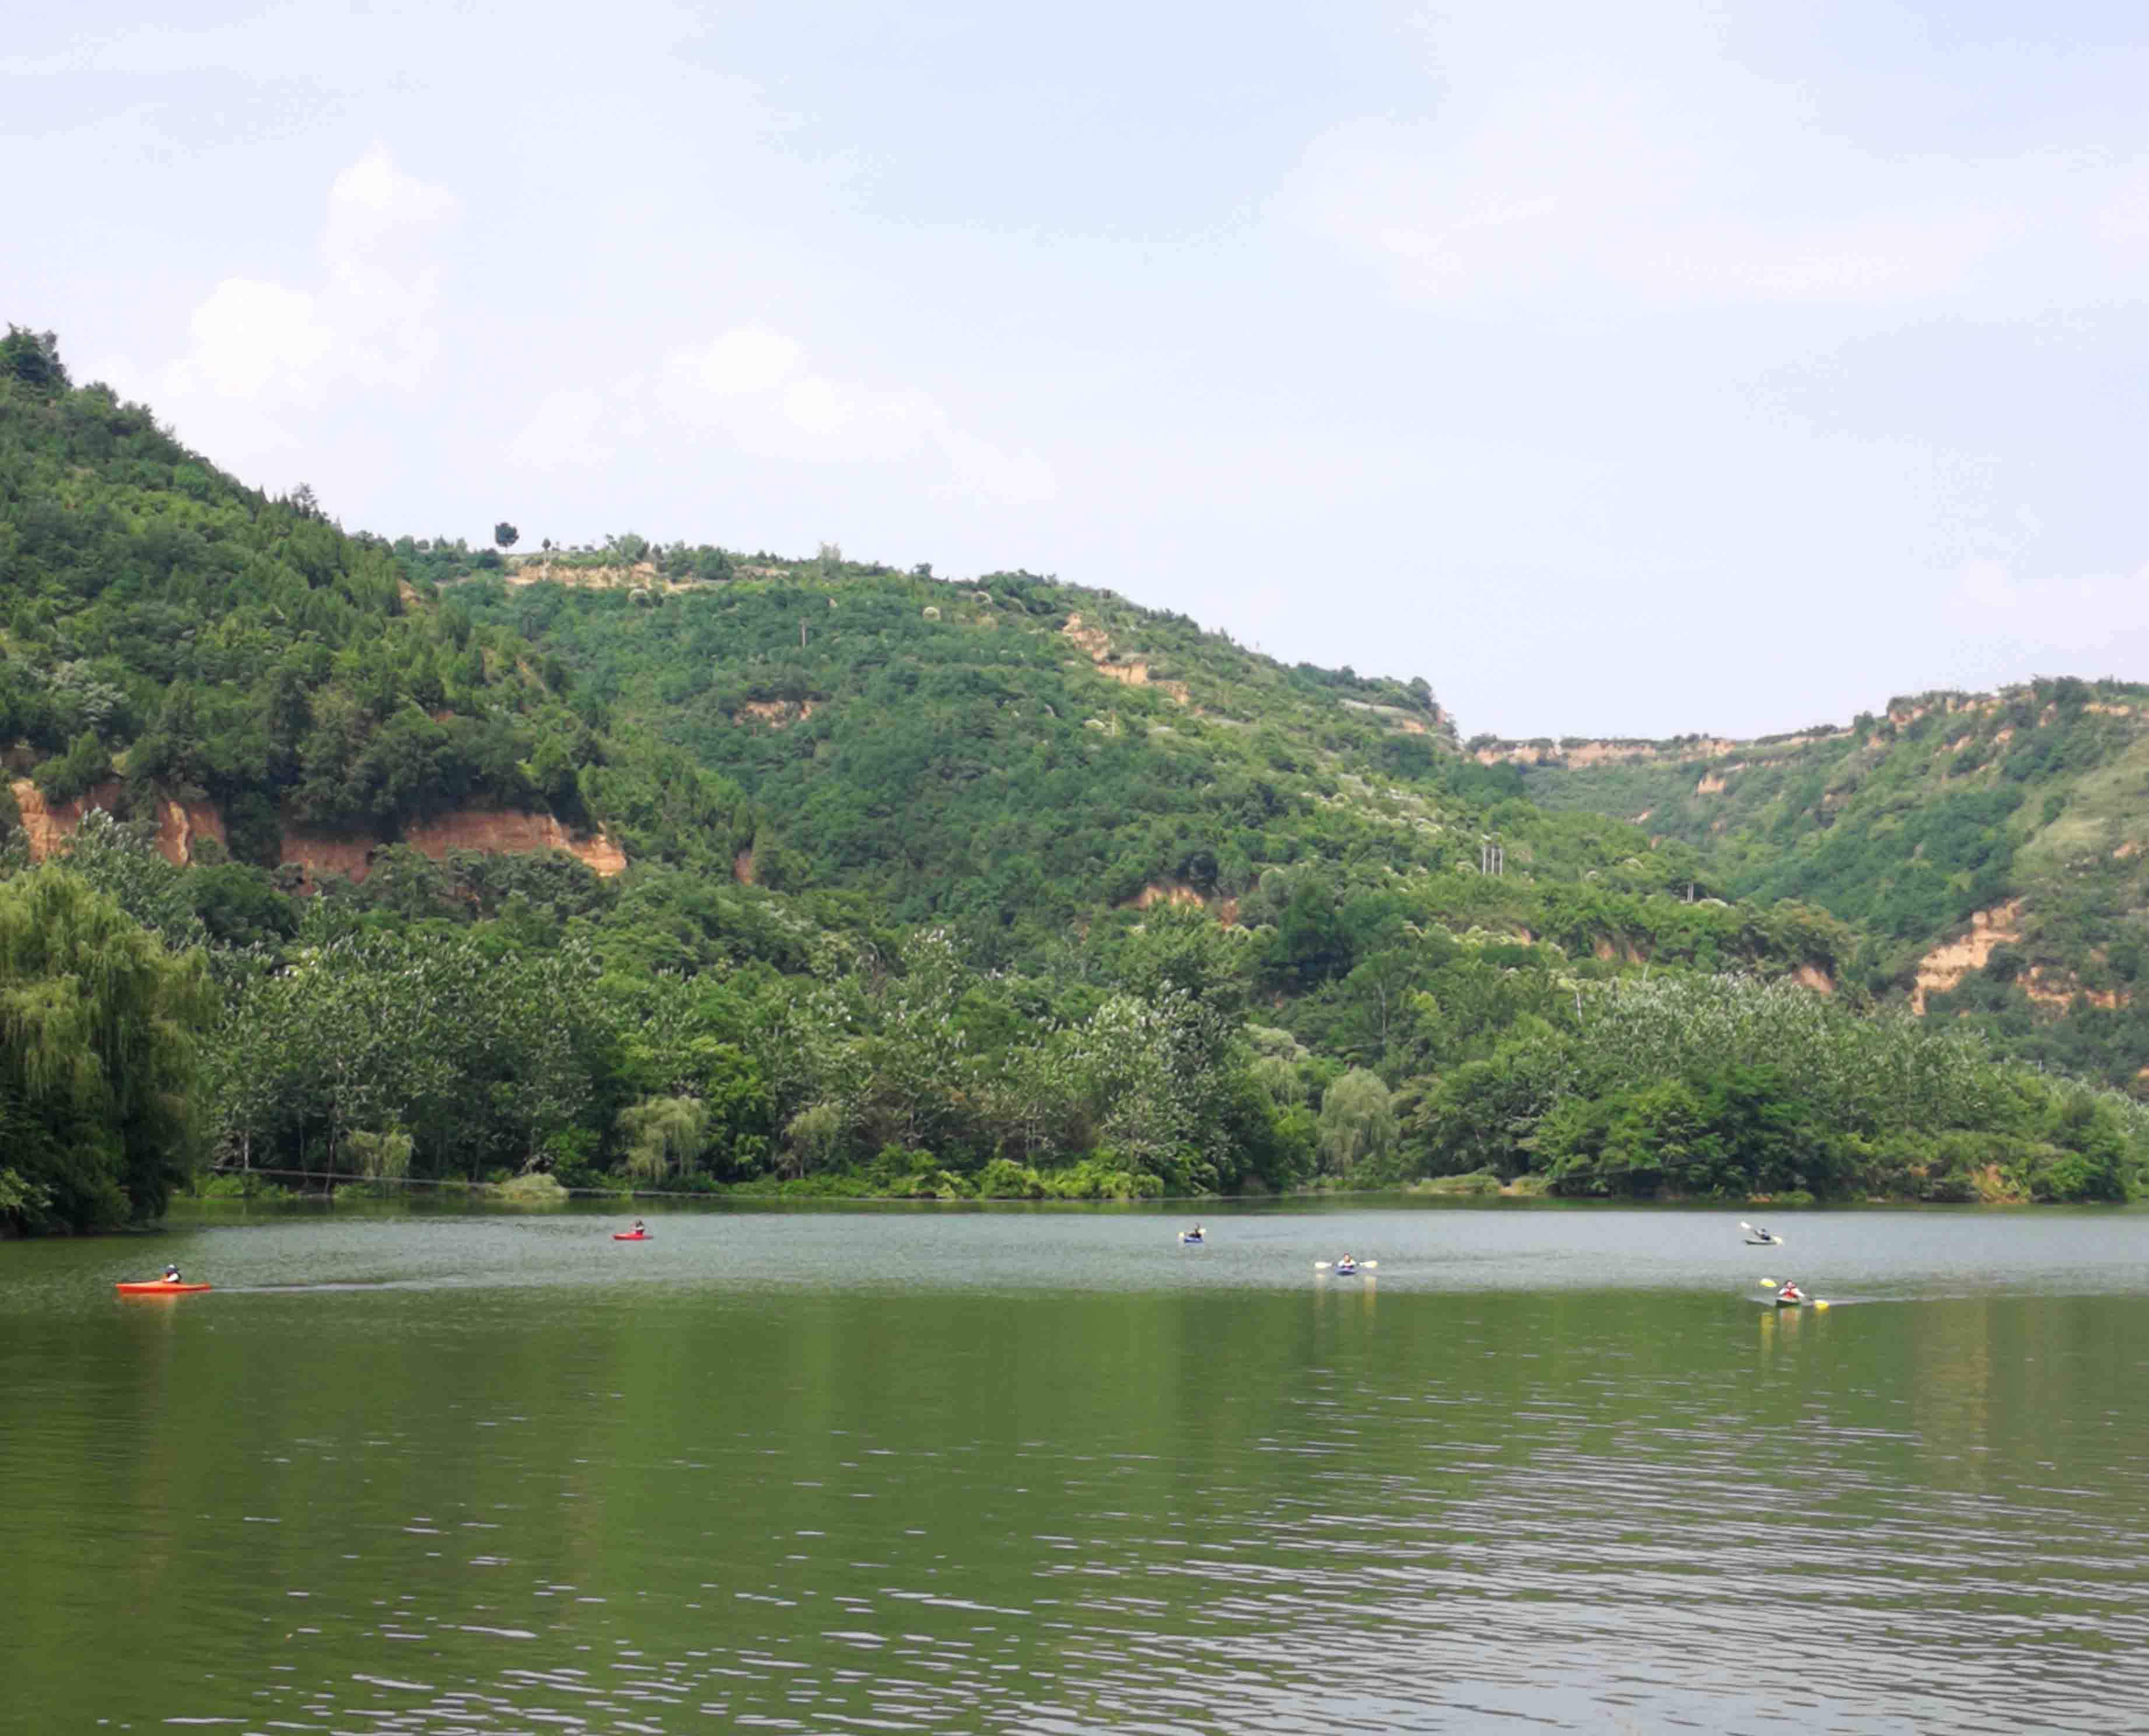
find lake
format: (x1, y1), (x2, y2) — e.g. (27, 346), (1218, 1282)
(4, 1200), (2147, 1734)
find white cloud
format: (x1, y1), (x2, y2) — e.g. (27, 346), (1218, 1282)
(102, 144), (456, 468)
(517, 323), (1059, 506)
(676, 325), (807, 396)
(166, 278), (334, 399)
(1291, 58), (2032, 321)
(505, 389), (614, 474)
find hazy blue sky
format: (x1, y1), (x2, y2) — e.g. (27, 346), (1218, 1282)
(8, 1), (2147, 737)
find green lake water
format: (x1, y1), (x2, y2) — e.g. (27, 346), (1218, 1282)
(4, 1201), (2148, 1734)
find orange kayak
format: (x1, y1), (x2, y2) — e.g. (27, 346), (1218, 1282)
(612, 1232), (648, 1241)
(116, 1281), (212, 1294)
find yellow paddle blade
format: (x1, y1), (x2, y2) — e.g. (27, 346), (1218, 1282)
(1757, 1278), (1777, 1287)
(1812, 1299), (1829, 1310)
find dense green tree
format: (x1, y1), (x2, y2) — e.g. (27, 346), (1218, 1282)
(1, 326), (68, 393)
(0, 867), (218, 1231)
(1317, 1068), (1398, 1181)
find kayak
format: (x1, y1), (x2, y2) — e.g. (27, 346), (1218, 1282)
(1178, 1233), (1204, 1244)
(116, 1281), (211, 1295)
(1746, 1238), (1781, 1246)
(1333, 1265), (1360, 1278)
(612, 1232), (648, 1241)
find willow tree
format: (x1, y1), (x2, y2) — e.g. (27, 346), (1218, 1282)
(1317, 1068), (1398, 1181)
(0, 866), (217, 1232)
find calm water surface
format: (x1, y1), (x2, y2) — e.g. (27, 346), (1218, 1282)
(4, 1202), (2148, 1735)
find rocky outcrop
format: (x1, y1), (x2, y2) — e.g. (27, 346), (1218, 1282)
(1474, 737), (1742, 768)
(10, 779), (623, 886)
(733, 699), (818, 728)
(10, 779), (224, 866)
(2021, 969), (2123, 1012)
(1123, 881), (1240, 926)
(157, 795), (226, 862)
(9, 779), (118, 860)
(277, 828), (379, 887)
(1912, 902), (2022, 1013)
(500, 557), (701, 593)
(1062, 615), (1191, 706)
(402, 810), (626, 877)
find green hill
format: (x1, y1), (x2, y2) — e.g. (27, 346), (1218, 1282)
(4, 327), (2144, 1230)
(0, 328), (751, 873)
(1486, 683), (2149, 1086)
(450, 554), (1854, 980)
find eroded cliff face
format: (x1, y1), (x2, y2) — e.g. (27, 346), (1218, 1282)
(9, 780), (624, 886)
(402, 810), (626, 876)
(1474, 737), (1744, 768)
(11, 780), (227, 865)
(1119, 880), (1242, 926)
(1906, 900), (2125, 1014)
(1062, 614), (1191, 706)
(1911, 902), (2022, 1014)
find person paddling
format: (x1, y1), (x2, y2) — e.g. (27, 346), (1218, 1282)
(162, 1263), (183, 1285)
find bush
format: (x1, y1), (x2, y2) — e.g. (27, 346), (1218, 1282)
(490, 1172), (569, 1205)
(977, 1156), (1045, 1198)
(1038, 1154), (1163, 1199)
(1410, 1168), (1502, 1195)
(187, 1173), (300, 1202)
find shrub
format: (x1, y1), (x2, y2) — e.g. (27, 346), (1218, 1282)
(977, 1156), (1045, 1198)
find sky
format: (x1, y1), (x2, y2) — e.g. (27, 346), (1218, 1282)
(7, 0), (2149, 739)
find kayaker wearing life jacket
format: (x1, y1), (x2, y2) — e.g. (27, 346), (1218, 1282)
(163, 1264), (183, 1284)
(631, 1219), (645, 1236)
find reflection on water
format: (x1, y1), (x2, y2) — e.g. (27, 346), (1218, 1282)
(4, 1203), (2148, 1734)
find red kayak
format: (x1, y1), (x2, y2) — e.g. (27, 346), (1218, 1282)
(116, 1281), (212, 1295)
(612, 1231), (648, 1241)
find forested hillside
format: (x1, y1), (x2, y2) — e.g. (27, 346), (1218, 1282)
(1497, 684), (2149, 1087)
(0, 328), (751, 872)
(453, 555), (1856, 977)
(4, 327), (2144, 1232)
